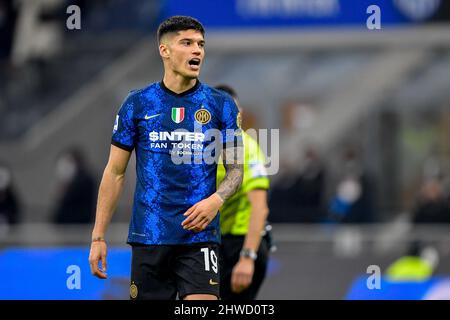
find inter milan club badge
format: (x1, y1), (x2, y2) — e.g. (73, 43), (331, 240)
(194, 108), (211, 125)
(130, 282), (138, 299)
(171, 107), (185, 123)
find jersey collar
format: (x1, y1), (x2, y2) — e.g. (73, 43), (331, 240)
(160, 79), (201, 97)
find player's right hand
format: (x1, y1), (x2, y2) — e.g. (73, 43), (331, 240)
(89, 241), (108, 279)
(182, 193), (223, 232)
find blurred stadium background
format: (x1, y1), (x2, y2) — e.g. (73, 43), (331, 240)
(1, 0), (450, 299)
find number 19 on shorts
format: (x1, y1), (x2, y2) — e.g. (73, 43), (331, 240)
(201, 247), (218, 273)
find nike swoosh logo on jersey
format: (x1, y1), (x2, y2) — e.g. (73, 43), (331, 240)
(144, 114), (160, 120)
(209, 279), (219, 285)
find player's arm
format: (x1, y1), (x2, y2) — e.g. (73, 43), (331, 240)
(182, 145), (244, 232)
(231, 189), (269, 293)
(216, 145), (244, 202)
(89, 145), (131, 279)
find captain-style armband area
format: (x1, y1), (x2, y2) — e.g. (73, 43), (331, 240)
(240, 248), (258, 260)
(92, 237), (106, 243)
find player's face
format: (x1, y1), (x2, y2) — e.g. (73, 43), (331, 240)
(163, 30), (205, 79)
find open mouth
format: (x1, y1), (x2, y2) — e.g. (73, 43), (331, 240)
(188, 58), (201, 67)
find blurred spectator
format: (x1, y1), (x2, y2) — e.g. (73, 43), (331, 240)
(0, 163), (20, 225)
(52, 147), (96, 224)
(412, 173), (450, 224)
(327, 148), (375, 223)
(269, 146), (326, 222)
(268, 164), (298, 222)
(291, 147), (326, 222)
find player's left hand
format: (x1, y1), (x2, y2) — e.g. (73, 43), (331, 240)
(182, 193), (223, 232)
(231, 258), (255, 293)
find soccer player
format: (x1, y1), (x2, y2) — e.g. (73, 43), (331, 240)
(88, 16), (243, 300)
(215, 85), (271, 300)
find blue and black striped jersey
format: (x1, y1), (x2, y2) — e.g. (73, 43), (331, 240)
(112, 80), (241, 245)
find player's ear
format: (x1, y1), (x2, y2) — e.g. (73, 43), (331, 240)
(159, 43), (170, 59)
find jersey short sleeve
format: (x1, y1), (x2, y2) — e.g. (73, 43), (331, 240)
(111, 92), (137, 151)
(241, 133), (270, 194)
(220, 95), (243, 147)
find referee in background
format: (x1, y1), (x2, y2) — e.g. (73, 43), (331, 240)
(215, 85), (272, 300)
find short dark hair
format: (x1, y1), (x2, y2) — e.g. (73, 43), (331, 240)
(215, 84), (238, 100)
(157, 16), (205, 43)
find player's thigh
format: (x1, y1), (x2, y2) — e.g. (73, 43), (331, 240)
(130, 244), (177, 300)
(173, 243), (221, 299)
(184, 293), (218, 300)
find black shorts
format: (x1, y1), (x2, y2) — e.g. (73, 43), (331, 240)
(130, 242), (220, 300)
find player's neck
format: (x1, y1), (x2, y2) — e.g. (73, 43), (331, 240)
(162, 74), (198, 94)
